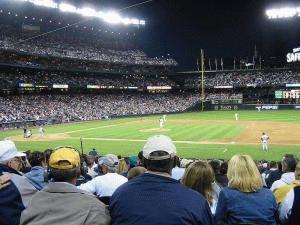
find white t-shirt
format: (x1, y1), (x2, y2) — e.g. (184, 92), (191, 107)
(78, 173), (128, 197)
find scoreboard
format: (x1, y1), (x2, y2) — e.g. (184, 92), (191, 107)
(275, 90), (300, 99)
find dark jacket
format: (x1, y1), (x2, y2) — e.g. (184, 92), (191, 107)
(289, 186), (300, 225)
(215, 187), (277, 225)
(266, 169), (283, 188)
(110, 173), (215, 225)
(215, 173), (228, 187)
(0, 164), (37, 225)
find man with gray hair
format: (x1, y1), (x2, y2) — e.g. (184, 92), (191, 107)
(79, 154), (128, 198)
(271, 154), (297, 192)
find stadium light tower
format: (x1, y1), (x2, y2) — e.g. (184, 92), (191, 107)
(266, 7), (300, 19)
(11, 0), (146, 26)
(59, 3), (77, 13)
(28, 0), (58, 8)
(77, 7), (97, 17)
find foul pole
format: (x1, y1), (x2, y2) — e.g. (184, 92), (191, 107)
(201, 49), (205, 111)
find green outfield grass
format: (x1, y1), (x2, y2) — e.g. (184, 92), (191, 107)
(1, 110), (300, 160)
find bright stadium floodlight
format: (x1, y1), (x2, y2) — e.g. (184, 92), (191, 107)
(121, 18), (131, 25)
(266, 6), (300, 19)
(9, 0), (146, 26)
(77, 7), (97, 17)
(59, 3), (77, 13)
(130, 18), (140, 25)
(102, 12), (122, 24)
(28, 0), (58, 8)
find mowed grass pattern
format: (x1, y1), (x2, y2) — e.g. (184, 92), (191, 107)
(1, 110), (300, 160)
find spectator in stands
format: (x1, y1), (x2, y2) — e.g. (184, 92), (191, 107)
(118, 157), (129, 175)
(85, 152), (98, 178)
(110, 135), (215, 225)
(137, 150), (144, 167)
(266, 161), (283, 188)
(127, 166), (147, 180)
(220, 161), (228, 175)
(271, 154), (297, 192)
(209, 159), (228, 187)
(275, 160), (300, 205)
(215, 154), (277, 225)
(20, 147), (110, 225)
(78, 154), (128, 199)
(89, 148), (98, 157)
(181, 161), (219, 215)
(0, 140), (37, 225)
(262, 161), (277, 187)
(279, 162), (300, 225)
(20, 151), (32, 174)
(24, 151), (47, 190)
(171, 155), (185, 180)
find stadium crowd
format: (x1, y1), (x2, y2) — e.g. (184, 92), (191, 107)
(0, 51), (174, 75)
(0, 93), (199, 123)
(0, 70), (176, 89)
(0, 137), (299, 225)
(0, 25), (178, 67)
(184, 71), (300, 88)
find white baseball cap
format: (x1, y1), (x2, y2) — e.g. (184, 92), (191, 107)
(0, 140), (26, 163)
(143, 135), (176, 160)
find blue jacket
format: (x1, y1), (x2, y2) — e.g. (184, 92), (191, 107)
(25, 166), (47, 190)
(110, 173), (215, 225)
(215, 187), (277, 225)
(0, 164), (37, 225)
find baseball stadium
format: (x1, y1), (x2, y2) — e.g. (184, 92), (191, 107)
(1, 1), (300, 224)
(1, 110), (300, 160)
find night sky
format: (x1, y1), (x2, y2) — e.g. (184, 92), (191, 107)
(3, 0), (300, 69)
(94, 0), (300, 69)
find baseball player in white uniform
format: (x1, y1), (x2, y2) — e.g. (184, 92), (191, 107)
(261, 132), (269, 151)
(39, 126), (45, 137)
(163, 114), (167, 122)
(26, 130), (32, 138)
(159, 118), (164, 129)
(235, 113), (239, 121)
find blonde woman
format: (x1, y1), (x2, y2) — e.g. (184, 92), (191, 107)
(181, 161), (218, 214)
(118, 158), (129, 175)
(215, 155), (277, 225)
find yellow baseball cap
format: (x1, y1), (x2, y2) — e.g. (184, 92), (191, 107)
(49, 147), (80, 169)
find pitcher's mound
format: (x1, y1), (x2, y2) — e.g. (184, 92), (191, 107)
(7, 133), (70, 142)
(140, 128), (170, 132)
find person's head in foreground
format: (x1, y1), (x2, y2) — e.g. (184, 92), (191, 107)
(215, 154), (277, 225)
(0, 140), (26, 172)
(109, 135), (215, 225)
(282, 154), (297, 173)
(142, 135), (176, 175)
(98, 154), (119, 174)
(181, 161), (215, 205)
(227, 154), (263, 192)
(127, 166), (147, 180)
(20, 146), (111, 225)
(48, 147), (81, 184)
